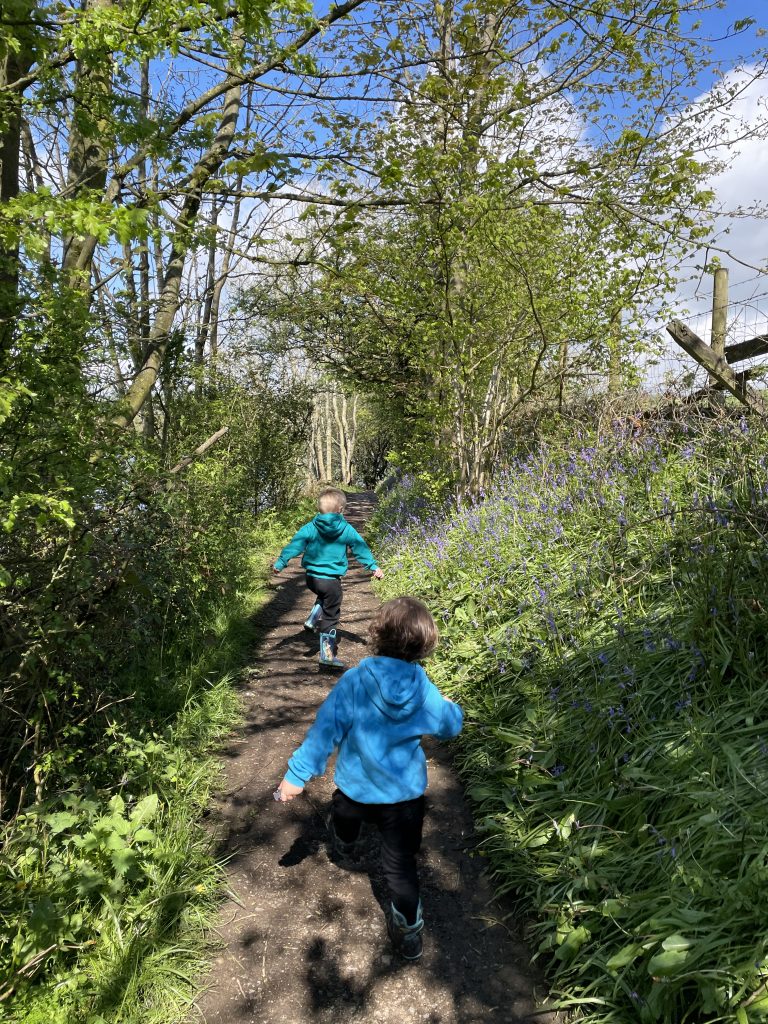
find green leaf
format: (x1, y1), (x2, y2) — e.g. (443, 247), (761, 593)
(661, 934), (693, 952)
(130, 793), (159, 825)
(75, 865), (106, 896)
(43, 811), (78, 834)
(647, 948), (689, 977)
(132, 827), (155, 843)
(606, 942), (644, 970)
(109, 794), (125, 815)
(106, 830), (128, 851)
(555, 926), (590, 963)
(110, 848), (138, 875)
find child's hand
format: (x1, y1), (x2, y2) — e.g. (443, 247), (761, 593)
(275, 778), (304, 802)
(273, 565), (281, 575)
(372, 568), (384, 580)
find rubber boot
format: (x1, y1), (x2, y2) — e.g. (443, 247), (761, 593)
(327, 815), (364, 865)
(319, 629), (344, 670)
(304, 602), (322, 632)
(387, 902), (424, 961)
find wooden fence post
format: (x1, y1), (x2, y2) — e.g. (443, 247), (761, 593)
(711, 267), (729, 358)
(665, 320), (768, 416)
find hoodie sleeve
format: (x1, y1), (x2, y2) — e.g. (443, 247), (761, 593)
(429, 688), (464, 740)
(275, 523), (313, 570)
(285, 675), (354, 787)
(345, 526), (379, 571)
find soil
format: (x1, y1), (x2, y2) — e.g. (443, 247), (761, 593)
(192, 493), (557, 1024)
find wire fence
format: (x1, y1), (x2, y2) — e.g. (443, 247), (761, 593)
(646, 280), (768, 393)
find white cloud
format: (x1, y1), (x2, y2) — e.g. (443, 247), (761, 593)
(701, 67), (768, 283)
(646, 66), (768, 388)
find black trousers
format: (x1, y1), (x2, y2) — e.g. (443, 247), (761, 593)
(306, 573), (343, 632)
(332, 788), (425, 925)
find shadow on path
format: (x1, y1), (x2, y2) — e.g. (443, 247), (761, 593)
(193, 493), (556, 1024)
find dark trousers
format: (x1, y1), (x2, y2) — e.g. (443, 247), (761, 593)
(332, 788), (425, 925)
(306, 573), (343, 632)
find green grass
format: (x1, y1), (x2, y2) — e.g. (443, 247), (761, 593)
(376, 417), (768, 1023)
(0, 506), (309, 1023)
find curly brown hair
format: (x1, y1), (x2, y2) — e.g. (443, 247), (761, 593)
(368, 597), (439, 662)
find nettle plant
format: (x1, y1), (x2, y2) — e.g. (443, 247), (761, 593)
(2, 790), (162, 985)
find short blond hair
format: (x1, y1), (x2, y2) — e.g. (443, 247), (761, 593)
(318, 487), (347, 513)
(369, 597), (439, 662)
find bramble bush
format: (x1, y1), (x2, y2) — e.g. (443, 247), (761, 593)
(376, 412), (768, 1023)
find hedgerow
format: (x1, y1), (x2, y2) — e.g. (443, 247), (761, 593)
(0, 307), (313, 1017)
(376, 414), (768, 1023)
(0, 509), (305, 1022)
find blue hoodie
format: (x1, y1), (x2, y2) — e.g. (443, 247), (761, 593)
(285, 656), (464, 803)
(274, 513), (378, 578)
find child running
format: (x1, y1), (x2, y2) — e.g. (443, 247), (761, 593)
(275, 596), (464, 960)
(273, 488), (383, 668)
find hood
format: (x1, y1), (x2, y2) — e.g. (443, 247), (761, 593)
(313, 513), (347, 540)
(360, 657), (429, 721)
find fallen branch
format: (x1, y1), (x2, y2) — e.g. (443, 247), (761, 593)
(168, 426), (229, 476)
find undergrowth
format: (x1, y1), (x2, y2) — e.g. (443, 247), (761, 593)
(0, 505), (309, 1023)
(376, 414), (768, 1023)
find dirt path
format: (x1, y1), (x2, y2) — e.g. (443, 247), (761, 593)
(193, 493), (554, 1024)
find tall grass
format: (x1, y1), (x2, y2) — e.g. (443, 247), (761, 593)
(376, 416), (768, 1023)
(0, 507), (309, 1022)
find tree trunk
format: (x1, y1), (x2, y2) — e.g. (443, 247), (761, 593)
(558, 337), (569, 411)
(62, 0), (114, 286)
(138, 58), (153, 444)
(324, 392), (333, 482)
(20, 120), (50, 264)
(195, 202), (220, 390)
(607, 315), (622, 395)
(333, 394), (349, 484)
(113, 74), (242, 429)
(313, 398), (327, 481)
(347, 394), (358, 484)
(0, 38), (33, 357)
(208, 183), (243, 371)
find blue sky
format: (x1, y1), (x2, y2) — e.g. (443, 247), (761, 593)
(611, 1), (768, 383)
(646, 0), (768, 384)
(700, 0), (765, 54)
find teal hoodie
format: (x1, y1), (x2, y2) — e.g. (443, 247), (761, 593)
(274, 513), (378, 578)
(285, 656), (463, 803)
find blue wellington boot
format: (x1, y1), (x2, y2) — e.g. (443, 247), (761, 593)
(304, 602), (322, 632)
(387, 902), (424, 961)
(319, 629), (344, 670)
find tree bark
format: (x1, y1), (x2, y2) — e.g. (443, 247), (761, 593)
(324, 392), (333, 482)
(607, 313), (623, 395)
(347, 394), (358, 484)
(333, 393), (349, 484)
(195, 202), (220, 389)
(313, 398), (327, 481)
(0, 34), (33, 357)
(62, 0), (114, 286)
